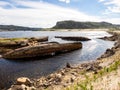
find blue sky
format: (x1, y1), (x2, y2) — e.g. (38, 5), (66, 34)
(0, 0), (120, 28)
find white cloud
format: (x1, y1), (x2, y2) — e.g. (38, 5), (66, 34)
(104, 0), (120, 6)
(0, 1), (15, 8)
(98, 0), (105, 2)
(59, 0), (70, 4)
(0, 0), (101, 28)
(0, 0), (119, 28)
(0, 1), (10, 6)
(104, 17), (120, 24)
(99, 0), (120, 14)
(107, 6), (120, 13)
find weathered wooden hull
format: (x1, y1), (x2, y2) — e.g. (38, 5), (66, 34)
(0, 36), (48, 47)
(55, 36), (91, 41)
(0, 37), (48, 54)
(2, 42), (82, 59)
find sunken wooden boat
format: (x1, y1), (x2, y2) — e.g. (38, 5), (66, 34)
(55, 36), (91, 41)
(0, 36), (48, 47)
(2, 42), (82, 59)
(0, 37), (48, 54)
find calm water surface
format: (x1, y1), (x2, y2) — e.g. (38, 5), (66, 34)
(0, 31), (114, 88)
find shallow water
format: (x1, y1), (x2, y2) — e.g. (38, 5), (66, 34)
(0, 31), (114, 89)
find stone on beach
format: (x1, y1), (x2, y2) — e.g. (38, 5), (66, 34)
(17, 77), (32, 86)
(8, 84), (36, 90)
(8, 77), (36, 90)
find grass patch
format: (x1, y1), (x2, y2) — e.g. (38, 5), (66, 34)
(0, 38), (27, 43)
(66, 60), (120, 90)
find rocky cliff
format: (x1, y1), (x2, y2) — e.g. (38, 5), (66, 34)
(53, 20), (119, 29)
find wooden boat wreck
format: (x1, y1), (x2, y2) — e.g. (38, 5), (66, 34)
(0, 36), (48, 47)
(2, 42), (82, 59)
(0, 37), (48, 54)
(55, 36), (91, 41)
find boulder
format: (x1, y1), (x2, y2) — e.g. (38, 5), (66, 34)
(99, 32), (120, 41)
(99, 49), (115, 59)
(16, 77), (32, 86)
(66, 62), (71, 68)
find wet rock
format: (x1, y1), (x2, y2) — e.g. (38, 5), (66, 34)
(81, 62), (102, 72)
(98, 32), (120, 59)
(99, 36), (116, 41)
(17, 77), (32, 86)
(99, 32), (120, 41)
(66, 62), (71, 68)
(114, 41), (120, 49)
(99, 49), (115, 59)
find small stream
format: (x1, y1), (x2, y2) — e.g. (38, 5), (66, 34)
(0, 30), (114, 89)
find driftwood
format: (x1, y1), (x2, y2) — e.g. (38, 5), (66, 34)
(2, 42), (82, 59)
(55, 36), (91, 41)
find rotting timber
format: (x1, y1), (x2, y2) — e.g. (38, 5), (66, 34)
(0, 37), (48, 54)
(2, 42), (82, 59)
(55, 36), (91, 41)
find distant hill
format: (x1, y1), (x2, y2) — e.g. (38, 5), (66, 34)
(53, 20), (120, 29)
(0, 25), (41, 31)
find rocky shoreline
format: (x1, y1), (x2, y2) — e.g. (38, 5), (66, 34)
(98, 31), (120, 59)
(7, 31), (120, 90)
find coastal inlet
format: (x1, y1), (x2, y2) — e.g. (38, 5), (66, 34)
(0, 30), (114, 89)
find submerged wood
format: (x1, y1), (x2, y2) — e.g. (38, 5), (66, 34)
(2, 42), (82, 59)
(55, 36), (91, 41)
